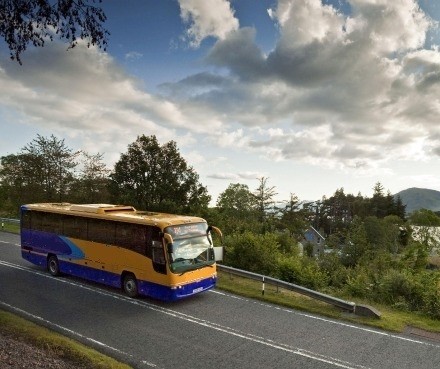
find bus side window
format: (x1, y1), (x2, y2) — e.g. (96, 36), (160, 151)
(115, 223), (146, 254)
(63, 216), (87, 239)
(22, 210), (31, 229)
(32, 211), (43, 231)
(87, 218), (116, 245)
(150, 226), (166, 274)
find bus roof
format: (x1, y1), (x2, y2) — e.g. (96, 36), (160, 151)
(21, 203), (206, 229)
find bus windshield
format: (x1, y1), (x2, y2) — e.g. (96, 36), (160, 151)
(165, 223), (215, 273)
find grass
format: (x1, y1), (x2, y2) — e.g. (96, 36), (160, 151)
(0, 221), (19, 234)
(217, 270), (440, 334)
(0, 309), (132, 369)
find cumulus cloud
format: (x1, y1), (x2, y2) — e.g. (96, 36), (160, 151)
(0, 42), (226, 159)
(2, 0), (440, 182)
(163, 0), (440, 170)
(178, 0), (239, 47)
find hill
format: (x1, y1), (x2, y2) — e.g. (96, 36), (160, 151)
(395, 187), (440, 214)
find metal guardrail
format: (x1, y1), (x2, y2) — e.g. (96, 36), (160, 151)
(1, 218), (20, 230)
(217, 264), (381, 318)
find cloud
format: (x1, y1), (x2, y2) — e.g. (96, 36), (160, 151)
(163, 0), (440, 170)
(125, 51), (143, 60)
(2, 0), (440, 183)
(208, 171), (264, 180)
(0, 42), (224, 159)
(178, 0), (239, 47)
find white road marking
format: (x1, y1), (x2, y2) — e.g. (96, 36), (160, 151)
(0, 240), (20, 247)
(210, 290), (440, 348)
(2, 251), (440, 368)
(1, 259), (367, 368)
(0, 300), (128, 357)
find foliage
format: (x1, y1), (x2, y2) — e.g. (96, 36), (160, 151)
(311, 184), (406, 237)
(70, 152), (111, 203)
(0, 135), (80, 214)
(278, 256), (329, 290)
(409, 208), (440, 226)
(254, 177), (277, 226)
(0, 0), (109, 64)
(0, 135), (115, 215)
(2, 134), (440, 319)
(224, 232), (281, 276)
(277, 193), (308, 240)
(215, 183), (258, 234)
(109, 135), (210, 214)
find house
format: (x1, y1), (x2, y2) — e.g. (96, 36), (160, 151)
(301, 226), (326, 256)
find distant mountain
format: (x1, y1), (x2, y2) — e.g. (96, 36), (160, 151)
(395, 187), (440, 214)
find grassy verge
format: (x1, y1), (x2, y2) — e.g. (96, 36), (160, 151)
(0, 222), (19, 234)
(0, 309), (132, 369)
(217, 271), (440, 333)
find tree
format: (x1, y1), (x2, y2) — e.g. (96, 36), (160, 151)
(278, 193), (307, 239)
(22, 134), (79, 201)
(342, 216), (369, 266)
(71, 152), (110, 203)
(0, 0), (109, 64)
(109, 135), (210, 214)
(409, 209), (440, 226)
(253, 177), (277, 232)
(0, 153), (32, 214)
(216, 183), (257, 233)
(0, 135), (79, 213)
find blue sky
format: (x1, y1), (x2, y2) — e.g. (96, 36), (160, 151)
(1, 0), (440, 205)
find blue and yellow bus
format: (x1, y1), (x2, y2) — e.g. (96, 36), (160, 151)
(20, 203), (223, 301)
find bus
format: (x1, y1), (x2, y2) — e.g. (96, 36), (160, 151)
(20, 203), (224, 301)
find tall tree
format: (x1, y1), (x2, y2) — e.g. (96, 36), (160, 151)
(22, 134), (79, 201)
(216, 183), (257, 234)
(253, 177), (277, 232)
(0, 0), (109, 64)
(109, 135), (210, 214)
(71, 152), (110, 203)
(0, 134), (79, 214)
(279, 193), (307, 239)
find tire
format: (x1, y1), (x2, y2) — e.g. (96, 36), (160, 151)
(123, 274), (138, 298)
(47, 255), (60, 276)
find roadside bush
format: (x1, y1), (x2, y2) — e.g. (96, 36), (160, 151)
(278, 256), (329, 290)
(344, 267), (372, 299)
(318, 253), (350, 288)
(224, 232), (281, 277)
(276, 231), (300, 255)
(372, 269), (416, 308)
(414, 271), (440, 319)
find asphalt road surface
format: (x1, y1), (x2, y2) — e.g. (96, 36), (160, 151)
(1, 232), (440, 369)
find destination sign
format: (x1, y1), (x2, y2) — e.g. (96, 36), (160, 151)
(165, 223), (207, 238)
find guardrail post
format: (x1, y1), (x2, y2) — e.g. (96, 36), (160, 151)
(262, 276), (265, 296)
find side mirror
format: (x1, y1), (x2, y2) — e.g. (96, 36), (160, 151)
(163, 233), (174, 253)
(208, 225), (223, 243)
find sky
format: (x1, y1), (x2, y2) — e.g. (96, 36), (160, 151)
(1, 0), (440, 205)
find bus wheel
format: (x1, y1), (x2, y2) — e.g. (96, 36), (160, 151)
(47, 255), (60, 276)
(123, 274), (138, 298)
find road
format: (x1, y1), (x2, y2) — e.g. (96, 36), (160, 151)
(1, 232), (440, 369)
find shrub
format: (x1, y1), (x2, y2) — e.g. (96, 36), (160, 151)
(224, 232), (281, 277)
(278, 256), (329, 290)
